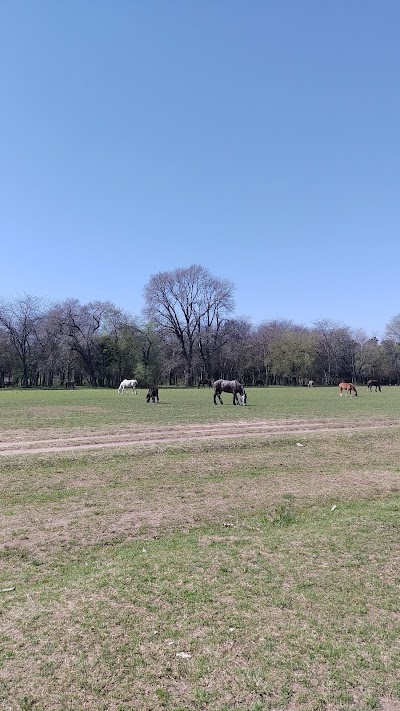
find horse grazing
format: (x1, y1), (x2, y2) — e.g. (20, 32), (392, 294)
(198, 379), (212, 388)
(367, 379), (381, 392)
(118, 379), (138, 395)
(65, 381), (75, 390)
(339, 382), (358, 397)
(146, 387), (159, 403)
(213, 379), (247, 405)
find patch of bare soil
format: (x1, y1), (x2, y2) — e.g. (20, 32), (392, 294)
(1, 418), (399, 456)
(2, 417), (400, 557)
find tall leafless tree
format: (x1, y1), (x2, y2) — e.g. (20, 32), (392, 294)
(385, 314), (400, 343)
(0, 294), (45, 386)
(55, 299), (113, 386)
(144, 265), (234, 385)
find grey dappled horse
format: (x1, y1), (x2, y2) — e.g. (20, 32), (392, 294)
(213, 379), (247, 405)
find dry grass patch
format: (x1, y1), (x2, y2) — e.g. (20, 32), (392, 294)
(1, 424), (400, 709)
(1, 430), (400, 556)
(1, 497), (400, 710)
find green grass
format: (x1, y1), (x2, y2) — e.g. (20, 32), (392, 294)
(1, 387), (400, 710)
(0, 384), (398, 432)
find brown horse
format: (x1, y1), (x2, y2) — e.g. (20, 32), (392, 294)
(198, 379), (212, 388)
(146, 387), (159, 403)
(367, 379), (381, 392)
(339, 382), (358, 397)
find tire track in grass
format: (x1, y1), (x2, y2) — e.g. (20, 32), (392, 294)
(0, 419), (399, 456)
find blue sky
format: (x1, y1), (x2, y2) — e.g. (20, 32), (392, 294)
(1, 1), (399, 338)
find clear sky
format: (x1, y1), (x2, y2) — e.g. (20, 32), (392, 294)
(1, 1), (399, 339)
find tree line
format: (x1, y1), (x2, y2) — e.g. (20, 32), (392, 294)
(1, 265), (400, 388)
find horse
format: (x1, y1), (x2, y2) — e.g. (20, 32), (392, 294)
(367, 379), (381, 392)
(146, 387), (159, 403)
(255, 379), (265, 387)
(308, 380), (314, 387)
(213, 379), (247, 405)
(339, 382), (358, 397)
(198, 379), (212, 388)
(118, 379), (138, 395)
(65, 381), (75, 390)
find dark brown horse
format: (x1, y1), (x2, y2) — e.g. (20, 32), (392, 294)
(198, 379), (212, 388)
(339, 382), (358, 397)
(146, 387), (159, 403)
(367, 379), (381, 392)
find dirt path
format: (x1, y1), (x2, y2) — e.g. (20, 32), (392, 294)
(1, 418), (399, 456)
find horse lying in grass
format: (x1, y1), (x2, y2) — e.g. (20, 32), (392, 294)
(118, 379), (138, 394)
(213, 379), (247, 405)
(339, 382), (358, 397)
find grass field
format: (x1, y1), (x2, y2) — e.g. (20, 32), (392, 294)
(1, 387), (400, 710)
(0, 385), (398, 431)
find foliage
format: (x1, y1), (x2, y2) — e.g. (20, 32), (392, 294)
(0, 272), (400, 387)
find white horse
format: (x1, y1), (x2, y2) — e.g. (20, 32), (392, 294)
(118, 378), (138, 395)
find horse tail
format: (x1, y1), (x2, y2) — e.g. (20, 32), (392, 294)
(353, 385), (358, 396)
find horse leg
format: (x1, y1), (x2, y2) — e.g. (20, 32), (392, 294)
(214, 390), (222, 404)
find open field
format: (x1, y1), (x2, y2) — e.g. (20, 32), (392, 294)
(1, 387), (400, 710)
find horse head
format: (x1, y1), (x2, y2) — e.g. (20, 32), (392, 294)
(236, 382), (247, 405)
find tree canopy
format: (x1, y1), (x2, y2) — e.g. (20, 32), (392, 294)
(0, 270), (399, 387)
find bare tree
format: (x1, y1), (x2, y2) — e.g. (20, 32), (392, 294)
(385, 314), (400, 343)
(144, 265), (235, 385)
(218, 317), (253, 382)
(0, 294), (45, 385)
(55, 299), (113, 386)
(313, 319), (355, 384)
